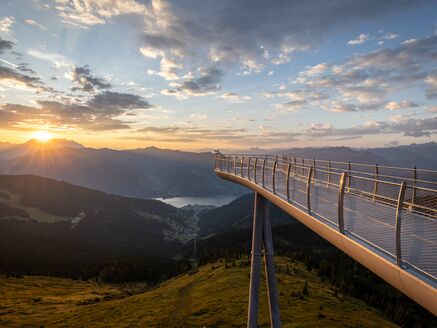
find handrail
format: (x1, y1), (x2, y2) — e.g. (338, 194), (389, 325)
(223, 153), (437, 175)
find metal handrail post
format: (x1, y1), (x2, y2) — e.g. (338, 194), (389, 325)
(286, 162), (291, 201)
(248, 157), (251, 180)
(395, 182), (407, 267)
(373, 164), (379, 201)
(347, 161), (351, 192)
(302, 158), (305, 177)
(262, 159), (266, 188)
(410, 167), (417, 212)
(306, 166), (313, 214)
(293, 157), (297, 176)
(254, 158), (258, 184)
(234, 156), (237, 175)
(327, 160), (332, 187)
(227, 156), (230, 173)
(241, 156), (244, 177)
(313, 159), (316, 182)
(338, 173), (347, 234)
(272, 160), (277, 194)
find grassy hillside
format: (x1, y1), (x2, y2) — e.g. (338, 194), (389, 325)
(0, 257), (397, 327)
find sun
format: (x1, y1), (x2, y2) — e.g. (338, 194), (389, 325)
(32, 130), (54, 143)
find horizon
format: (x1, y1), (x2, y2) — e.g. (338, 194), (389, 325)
(2, 137), (436, 153)
(0, 1), (435, 150)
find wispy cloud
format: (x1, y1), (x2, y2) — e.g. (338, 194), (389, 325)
(24, 19), (47, 31)
(347, 33), (369, 46)
(0, 17), (14, 33)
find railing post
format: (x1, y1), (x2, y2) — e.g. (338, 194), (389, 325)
(313, 159), (316, 182)
(227, 156), (230, 173)
(302, 158), (305, 177)
(395, 182), (407, 267)
(286, 162), (291, 202)
(338, 173), (347, 234)
(306, 166), (313, 214)
(409, 167), (417, 213)
(214, 152), (218, 170)
(372, 164), (379, 202)
(293, 157), (297, 176)
(347, 161), (351, 192)
(241, 156), (244, 177)
(254, 158), (258, 184)
(272, 160), (277, 194)
(248, 157), (251, 180)
(327, 160), (332, 187)
(234, 156), (237, 175)
(262, 159), (266, 188)
(219, 153), (223, 171)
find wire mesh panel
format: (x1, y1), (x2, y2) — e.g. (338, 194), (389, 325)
(310, 181), (339, 226)
(401, 209), (437, 279)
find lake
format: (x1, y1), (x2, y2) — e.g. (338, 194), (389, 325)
(154, 195), (239, 208)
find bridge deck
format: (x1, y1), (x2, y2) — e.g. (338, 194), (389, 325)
(215, 154), (437, 314)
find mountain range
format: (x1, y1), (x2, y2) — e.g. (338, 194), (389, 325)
(0, 140), (436, 200)
(0, 140), (246, 198)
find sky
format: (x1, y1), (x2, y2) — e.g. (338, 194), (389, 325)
(0, 0), (436, 150)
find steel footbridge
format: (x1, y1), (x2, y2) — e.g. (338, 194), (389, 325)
(214, 152), (437, 327)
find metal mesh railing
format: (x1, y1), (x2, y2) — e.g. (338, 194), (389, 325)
(214, 152), (437, 284)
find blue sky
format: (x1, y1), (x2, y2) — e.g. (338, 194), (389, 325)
(0, 0), (436, 150)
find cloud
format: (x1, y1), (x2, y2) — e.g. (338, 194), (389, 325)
(427, 105), (437, 113)
(0, 65), (45, 92)
(69, 65), (111, 93)
(132, 124), (301, 144)
(52, 0), (146, 28)
(0, 17), (14, 33)
(347, 33), (369, 46)
(0, 91), (152, 131)
(385, 100), (419, 110)
(295, 34), (437, 112)
(88, 91), (151, 112)
(139, 0), (422, 79)
(27, 49), (72, 68)
(305, 116), (437, 139)
(218, 92), (251, 103)
(274, 99), (307, 112)
(147, 58), (183, 80)
(0, 37), (13, 54)
(162, 66), (224, 98)
(425, 72), (437, 99)
(190, 113), (207, 120)
(305, 63), (329, 76)
(24, 19), (47, 31)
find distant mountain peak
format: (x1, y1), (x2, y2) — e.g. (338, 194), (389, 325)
(24, 138), (84, 149)
(0, 138), (85, 161)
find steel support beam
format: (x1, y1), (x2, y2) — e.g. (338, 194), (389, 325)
(247, 193), (281, 328)
(263, 200), (281, 328)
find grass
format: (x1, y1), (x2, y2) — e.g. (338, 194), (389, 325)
(0, 257), (398, 327)
(0, 188), (71, 223)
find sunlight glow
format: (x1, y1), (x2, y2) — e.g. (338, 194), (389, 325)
(32, 130), (53, 143)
